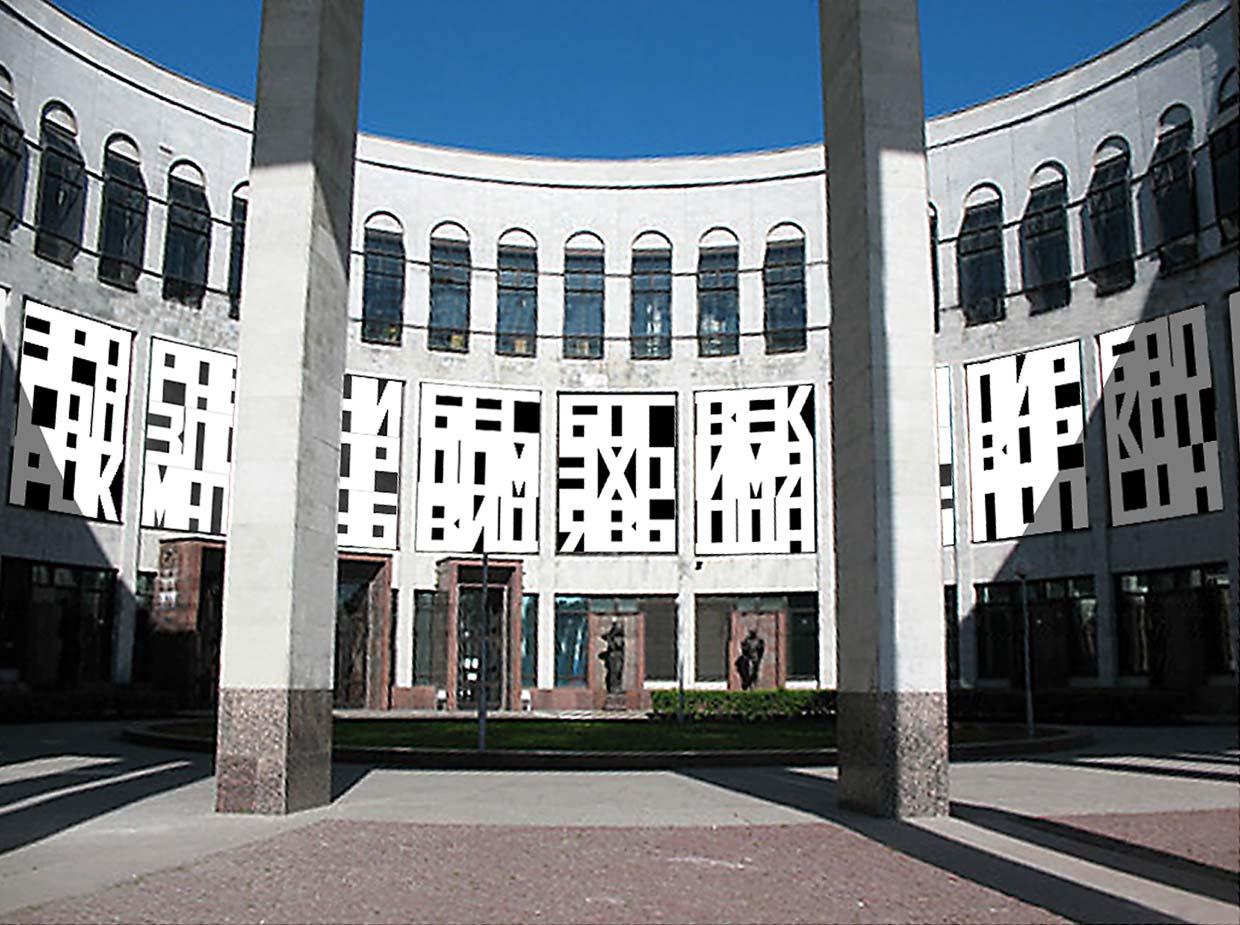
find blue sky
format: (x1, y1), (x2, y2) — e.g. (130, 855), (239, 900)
(58, 0), (1185, 157)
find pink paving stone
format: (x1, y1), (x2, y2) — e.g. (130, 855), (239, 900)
(1043, 808), (1240, 874)
(6, 821), (1067, 925)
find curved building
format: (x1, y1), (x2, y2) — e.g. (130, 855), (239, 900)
(0, 0), (1236, 712)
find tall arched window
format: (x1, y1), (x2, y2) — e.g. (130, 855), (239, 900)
(957, 185), (1005, 325)
(0, 65), (26, 241)
(630, 231), (671, 359)
(496, 228), (537, 357)
(34, 103), (85, 266)
(763, 223), (806, 352)
(227, 182), (248, 319)
(161, 161), (211, 307)
(928, 206), (940, 332)
(97, 135), (146, 290)
(1020, 163), (1070, 313)
(428, 222), (471, 352)
(1150, 105), (1197, 272)
(361, 212), (404, 346)
(1083, 137), (1135, 294)
(563, 231), (604, 359)
(1210, 69), (1238, 244)
(697, 228), (739, 357)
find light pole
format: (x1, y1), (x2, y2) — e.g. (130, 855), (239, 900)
(1016, 571), (1034, 738)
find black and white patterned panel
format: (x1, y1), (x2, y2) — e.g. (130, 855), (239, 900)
(141, 338), (236, 535)
(557, 393), (676, 554)
(338, 374), (403, 549)
(966, 341), (1088, 541)
(1099, 305), (1222, 526)
(694, 384), (814, 555)
(935, 366), (955, 547)
(9, 300), (133, 521)
(415, 382), (540, 554)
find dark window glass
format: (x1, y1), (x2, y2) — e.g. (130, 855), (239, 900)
(930, 211), (941, 333)
(763, 239), (806, 352)
(554, 596), (588, 687)
(161, 173), (211, 308)
(34, 121), (85, 266)
(1020, 178), (1070, 313)
(1209, 120), (1238, 244)
(428, 238), (470, 352)
(0, 97), (26, 240)
(1083, 151), (1135, 294)
(642, 596), (677, 682)
(631, 248), (671, 359)
(1150, 123), (1198, 272)
(227, 194), (247, 319)
(1115, 565), (1234, 682)
(362, 227), (404, 346)
(97, 149), (146, 290)
(563, 249), (604, 358)
(975, 582), (1017, 681)
(944, 585), (959, 683)
(412, 589), (434, 686)
(694, 595), (731, 682)
(787, 592), (818, 681)
(520, 593), (538, 687)
(957, 198), (1005, 324)
(496, 244), (537, 356)
(697, 245), (739, 356)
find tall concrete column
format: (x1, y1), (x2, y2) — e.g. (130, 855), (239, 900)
(821, 0), (948, 817)
(215, 0), (364, 815)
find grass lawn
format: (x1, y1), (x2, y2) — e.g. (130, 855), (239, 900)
(155, 718), (1044, 752)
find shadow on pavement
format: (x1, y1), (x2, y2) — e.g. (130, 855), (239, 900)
(681, 766), (1192, 925)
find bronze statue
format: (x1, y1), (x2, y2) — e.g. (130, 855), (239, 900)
(599, 621), (625, 693)
(735, 628), (765, 690)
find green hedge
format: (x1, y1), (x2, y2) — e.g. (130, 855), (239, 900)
(649, 689), (836, 721)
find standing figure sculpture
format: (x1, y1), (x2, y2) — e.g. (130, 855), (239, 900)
(599, 621), (626, 693)
(735, 628), (766, 690)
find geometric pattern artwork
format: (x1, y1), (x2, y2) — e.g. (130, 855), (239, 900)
(557, 392), (677, 553)
(8, 299), (134, 522)
(1098, 305), (1222, 526)
(140, 338), (236, 535)
(338, 374), (403, 549)
(693, 384), (814, 554)
(934, 366), (955, 546)
(965, 341), (1089, 541)
(414, 381), (540, 554)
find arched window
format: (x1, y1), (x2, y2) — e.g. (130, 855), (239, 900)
(957, 185), (1005, 325)
(97, 135), (146, 290)
(697, 228), (739, 357)
(1019, 163), (1070, 313)
(161, 161), (211, 307)
(0, 65), (26, 241)
(361, 212), (404, 346)
(428, 222), (470, 352)
(1150, 105), (1197, 272)
(630, 231), (671, 359)
(1210, 69), (1238, 243)
(928, 206), (941, 332)
(562, 231), (604, 359)
(227, 182), (248, 319)
(34, 103), (85, 266)
(496, 228), (537, 357)
(763, 223), (806, 352)
(1083, 137), (1135, 294)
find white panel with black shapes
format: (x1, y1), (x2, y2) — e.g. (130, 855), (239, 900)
(9, 300), (133, 521)
(141, 338), (236, 535)
(557, 393), (677, 554)
(935, 366), (955, 547)
(1099, 305), (1222, 526)
(339, 374), (404, 550)
(694, 385), (814, 555)
(415, 382), (540, 554)
(965, 342), (1089, 542)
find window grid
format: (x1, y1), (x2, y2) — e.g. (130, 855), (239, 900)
(34, 121), (86, 267)
(697, 245), (739, 357)
(0, 99), (24, 240)
(97, 149), (146, 291)
(631, 249), (672, 359)
(1150, 123), (1198, 272)
(957, 199), (1005, 325)
(428, 238), (471, 352)
(496, 244), (537, 357)
(362, 227), (405, 346)
(1083, 152), (1136, 294)
(227, 195), (247, 319)
(563, 249), (604, 359)
(1209, 119), (1238, 244)
(1020, 178), (1070, 314)
(763, 239), (806, 353)
(161, 174), (211, 308)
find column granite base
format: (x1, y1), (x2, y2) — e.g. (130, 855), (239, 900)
(837, 691), (949, 818)
(215, 688), (333, 815)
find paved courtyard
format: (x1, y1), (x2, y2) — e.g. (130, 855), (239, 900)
(0, 723), (1236, 923)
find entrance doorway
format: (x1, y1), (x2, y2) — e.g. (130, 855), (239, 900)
(456, 583), (507, 709)
(334, 555), (394, 709)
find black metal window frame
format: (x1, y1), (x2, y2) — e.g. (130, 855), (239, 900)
(1020, 177), (1071, 314)
(161, 171), (212, 308)
(1150, 121), (1198, 273)
(630, 248), (672, 359)
(697, 244), (739, 357)
(361, 226), (405, 346)
(34, 119), (86, 267)
(226, 193), (247, 319)
(496, 243), (538, 357)
(1083, 150), (1136, 294)
(427, 237), (471, 353)
(763, 238), (807, 353)
(0, 96), (25, 241)
(1209, 117), (1238, 245)
(957, 197), (1006, 325)
(563, 248), (604, 359)
(97, 147), (147, 291)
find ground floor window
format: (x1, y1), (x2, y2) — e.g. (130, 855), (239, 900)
(521, 593), (537, 687)
(554, 597), (589, 687)
(412, 590), (435, 686)
(0, 557), (115, 689)
(1115, 564), (1233, 684)
(787, 592), (818, 681)
(944, 584), (959, 684)
(696, 593), (812, 684)
(974, 576), (1097, 687)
